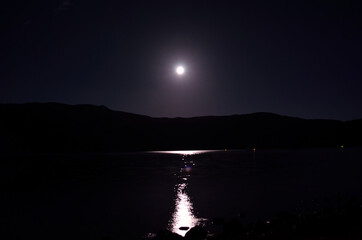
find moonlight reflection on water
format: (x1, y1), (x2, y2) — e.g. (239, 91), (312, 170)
(169, 182), (199, 236)
(165, 151), (208, 236)
(152, 150), (217, 155)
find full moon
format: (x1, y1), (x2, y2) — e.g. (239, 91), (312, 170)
(176, 66), (185, 75)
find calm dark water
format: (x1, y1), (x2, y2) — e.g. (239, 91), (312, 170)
(2, 148), (362, 239)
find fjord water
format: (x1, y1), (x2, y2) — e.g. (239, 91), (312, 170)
(3, 148), (362, 239)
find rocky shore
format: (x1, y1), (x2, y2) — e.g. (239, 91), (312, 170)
(150, 195), (362, 240)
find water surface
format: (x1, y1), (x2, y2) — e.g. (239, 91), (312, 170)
(2, 148), (362, 239)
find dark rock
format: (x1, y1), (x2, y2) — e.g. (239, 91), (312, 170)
(179, 226), (190, 231)
(212, 218), (224, 225)
(154, 229), (183, 240)
(222, 219), (244, 238)
(184, 226), (207, 240)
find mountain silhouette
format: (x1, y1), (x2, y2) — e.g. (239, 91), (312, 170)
(1, 103), (361, 153)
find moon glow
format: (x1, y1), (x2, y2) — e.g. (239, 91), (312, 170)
(176, 66), (185, 75)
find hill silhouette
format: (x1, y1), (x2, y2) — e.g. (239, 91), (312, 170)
(1, 103), (361, 153)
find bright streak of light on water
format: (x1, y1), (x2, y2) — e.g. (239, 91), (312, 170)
(169, 183), (200, 236)
(151, 150), (218, 155)
(149, 150), (210, 236)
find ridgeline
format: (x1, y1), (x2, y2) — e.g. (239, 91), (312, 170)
(1, 103), (361, 153)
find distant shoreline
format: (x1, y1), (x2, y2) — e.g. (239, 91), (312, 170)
(1, 103), (362, 153)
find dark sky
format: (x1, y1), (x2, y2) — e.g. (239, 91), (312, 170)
(1, 0), (362, 120)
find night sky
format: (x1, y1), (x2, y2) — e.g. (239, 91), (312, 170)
(1, 0), (362, 120)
